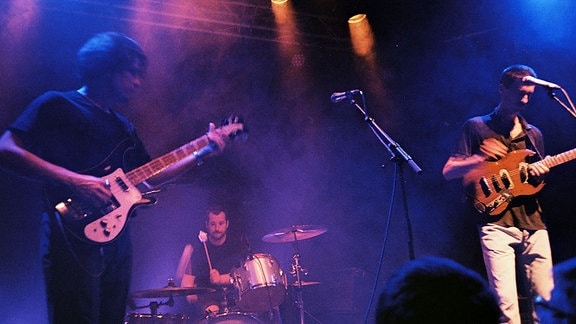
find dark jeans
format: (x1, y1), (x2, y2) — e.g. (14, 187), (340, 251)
(42, 212), (132, 324)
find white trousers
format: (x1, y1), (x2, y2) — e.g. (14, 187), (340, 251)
(479, 224), (554, 324)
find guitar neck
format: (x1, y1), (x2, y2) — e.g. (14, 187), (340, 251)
(126, 135), (211, 185)
(534, 148), (576, 169)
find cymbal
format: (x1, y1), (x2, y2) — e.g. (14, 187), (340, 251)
(130, 286), (215, 298)
(262, 225), (327, 243)
(291, 281), (321, 287)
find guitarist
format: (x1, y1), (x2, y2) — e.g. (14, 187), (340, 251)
(0, 32), (230, 324)
(442, 64), (554, 324)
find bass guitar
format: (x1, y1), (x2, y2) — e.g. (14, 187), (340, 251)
(463, 148), (576, 216)
(46, 117), (244, 244)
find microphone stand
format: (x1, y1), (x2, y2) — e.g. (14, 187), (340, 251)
(344, 91), (422, 258)
(547, 88), (576, 118)
(341, 91), (421, 324)
(346, 93), (422, 175)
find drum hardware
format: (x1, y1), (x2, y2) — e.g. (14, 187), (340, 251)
(129, 278), (215, 319)
(219, 286), (232, 314)
(203, 311), (263, 323)
(125, 313), (190, 324)
(289, 281), (320, 287)
(262, 224), (327, 324)
(130, 282), (216, 299)
(291, 252), (306, 324)
(128, 299), (169, 317)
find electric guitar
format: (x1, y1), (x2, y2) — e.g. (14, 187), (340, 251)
(46, 117), (244, 244)
(463, 147), (576, 216)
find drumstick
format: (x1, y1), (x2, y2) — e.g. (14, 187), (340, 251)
(198, 231), (213, 270)
(175, 244), (194, 284)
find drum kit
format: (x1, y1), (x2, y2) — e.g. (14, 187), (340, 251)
(126, 224), (327, 324)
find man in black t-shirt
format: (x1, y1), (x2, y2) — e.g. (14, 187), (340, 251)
(182, 206), (247, 317)
(0, 32), (230, 324)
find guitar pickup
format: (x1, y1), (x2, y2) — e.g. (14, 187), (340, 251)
(499, 169), (514, 189)
(491, 175), (502, 192)
(519, 162), (529, 183)
(115, 176), (130, 191)
(479, 177), (492, 197)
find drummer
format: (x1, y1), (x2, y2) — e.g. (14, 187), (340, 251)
(181, 205), (248, 317)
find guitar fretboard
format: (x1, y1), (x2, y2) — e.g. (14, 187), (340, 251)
(126, 136), (211, 185)
(534, 148), (576, 169)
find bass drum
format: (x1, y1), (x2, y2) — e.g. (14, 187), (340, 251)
(125, 313), (189, 323)
(205, 312), (262, 324)
(233, 253), (286, 312)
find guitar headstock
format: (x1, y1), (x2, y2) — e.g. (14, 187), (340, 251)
(221, 113), (247, 141)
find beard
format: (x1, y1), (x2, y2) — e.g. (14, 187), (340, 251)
(210, 231), (225, 241)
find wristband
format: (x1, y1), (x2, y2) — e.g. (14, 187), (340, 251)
(192, 151), (203, 166)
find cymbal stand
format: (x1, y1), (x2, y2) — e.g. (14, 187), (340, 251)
(131, 296), (174, 315)
(132, 278), (175, 315)
(220, 286), (230, 313)
(290, 231), (307, 324)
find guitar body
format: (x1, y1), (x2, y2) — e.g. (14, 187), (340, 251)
(50, 168), (149, 243)
(45, 116), (245, 244)
(462, 149), (544, 216)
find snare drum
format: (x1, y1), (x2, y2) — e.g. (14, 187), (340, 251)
(125, 313), (189, 323)
(205, 312), (262, 323)
(233, 253), (286, 312)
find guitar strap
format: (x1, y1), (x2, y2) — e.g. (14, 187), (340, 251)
(483, 111), (544, 161)
(524, 127), (544, 161)
(108, 109), (152, 172)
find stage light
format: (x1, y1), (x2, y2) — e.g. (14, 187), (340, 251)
(271, 0), (288, 4)
(348, 14), (374, 57)
(348, 13), (367, 24)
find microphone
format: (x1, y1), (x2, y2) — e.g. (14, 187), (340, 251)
(330, 89), (360, 103)
(522, 76), (562, 90)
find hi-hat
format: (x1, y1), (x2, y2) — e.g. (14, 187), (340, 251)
(262, 225), (327, 243)
(131, 286), (215, 298)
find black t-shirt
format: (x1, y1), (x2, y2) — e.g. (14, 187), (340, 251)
(450, 109), (547, 230)
(187, 234), (247, 309)
(9, 90), (151, 259)
(9, 90), (150, 174)
(188, 235), (246, 286)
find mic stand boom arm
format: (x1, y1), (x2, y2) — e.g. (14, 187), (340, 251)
(547, 88), (576, 119)
(348, 93), (422, 174)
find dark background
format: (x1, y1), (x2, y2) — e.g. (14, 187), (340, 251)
(2, 0), (576, 323)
